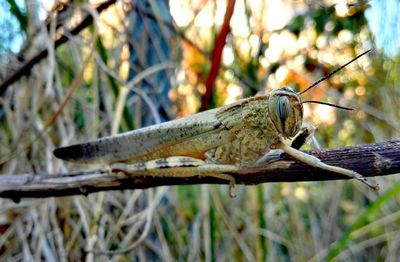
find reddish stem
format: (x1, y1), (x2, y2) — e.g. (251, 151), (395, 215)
(201, 0), (236, 111)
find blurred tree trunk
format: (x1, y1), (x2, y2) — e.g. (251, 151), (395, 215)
(127, 1), (174, 126)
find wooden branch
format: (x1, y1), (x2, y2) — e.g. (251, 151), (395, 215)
(0, 139), (399, 201)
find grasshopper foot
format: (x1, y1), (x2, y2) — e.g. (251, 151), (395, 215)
(255, 149), (285, 166)
(228, 179), (237, 198)
(204, 172), (237, 198)
(351, 171), (379, 192)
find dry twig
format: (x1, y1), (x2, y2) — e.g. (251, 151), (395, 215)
(0, 0), (117, 95)
(0, 139), (398, 201)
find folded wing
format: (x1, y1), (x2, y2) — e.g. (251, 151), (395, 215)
(53, 108), (234, 164)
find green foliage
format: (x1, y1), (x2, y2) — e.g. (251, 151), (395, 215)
(6, 0), (27, 32)
(287, 15), (304, 36)
(328, 183), (400, 260)
(313, 6), (335, 34)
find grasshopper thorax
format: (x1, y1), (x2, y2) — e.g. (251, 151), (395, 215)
(268, 86), (303, 138)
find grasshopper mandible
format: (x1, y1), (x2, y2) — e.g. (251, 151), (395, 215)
(53, 50), (378, 195)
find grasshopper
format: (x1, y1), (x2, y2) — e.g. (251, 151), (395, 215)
(53, 50), (378, 195)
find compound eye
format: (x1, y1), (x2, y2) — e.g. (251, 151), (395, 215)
(277, 96), (290, 121)
(281, 86), (294, 92)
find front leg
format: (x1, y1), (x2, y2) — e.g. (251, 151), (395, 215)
(256, 125), (316, 165)
(274, 140), (379, 191)
(111, 156), (239, 197)
(291, 124), (316, 150)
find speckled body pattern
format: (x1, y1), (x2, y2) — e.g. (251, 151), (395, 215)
(53, 88), (303, 167)
(53, 87), (378, 191)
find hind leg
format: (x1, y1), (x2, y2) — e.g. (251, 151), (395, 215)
(111, 156), (239, 197)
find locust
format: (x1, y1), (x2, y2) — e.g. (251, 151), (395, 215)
(53, 49), (378, 195)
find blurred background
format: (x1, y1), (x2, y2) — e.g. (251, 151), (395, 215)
(0, 0), (399, 260)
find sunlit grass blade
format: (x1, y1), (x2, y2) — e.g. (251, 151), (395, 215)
(327, 183), (400, 260)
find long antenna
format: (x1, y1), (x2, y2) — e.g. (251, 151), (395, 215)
(299, 49), (371, 95)
(301, 100), (353, 110)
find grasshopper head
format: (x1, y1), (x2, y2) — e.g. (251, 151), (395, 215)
(268, 86), (303, 138)
(267, 51), (369, 138)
